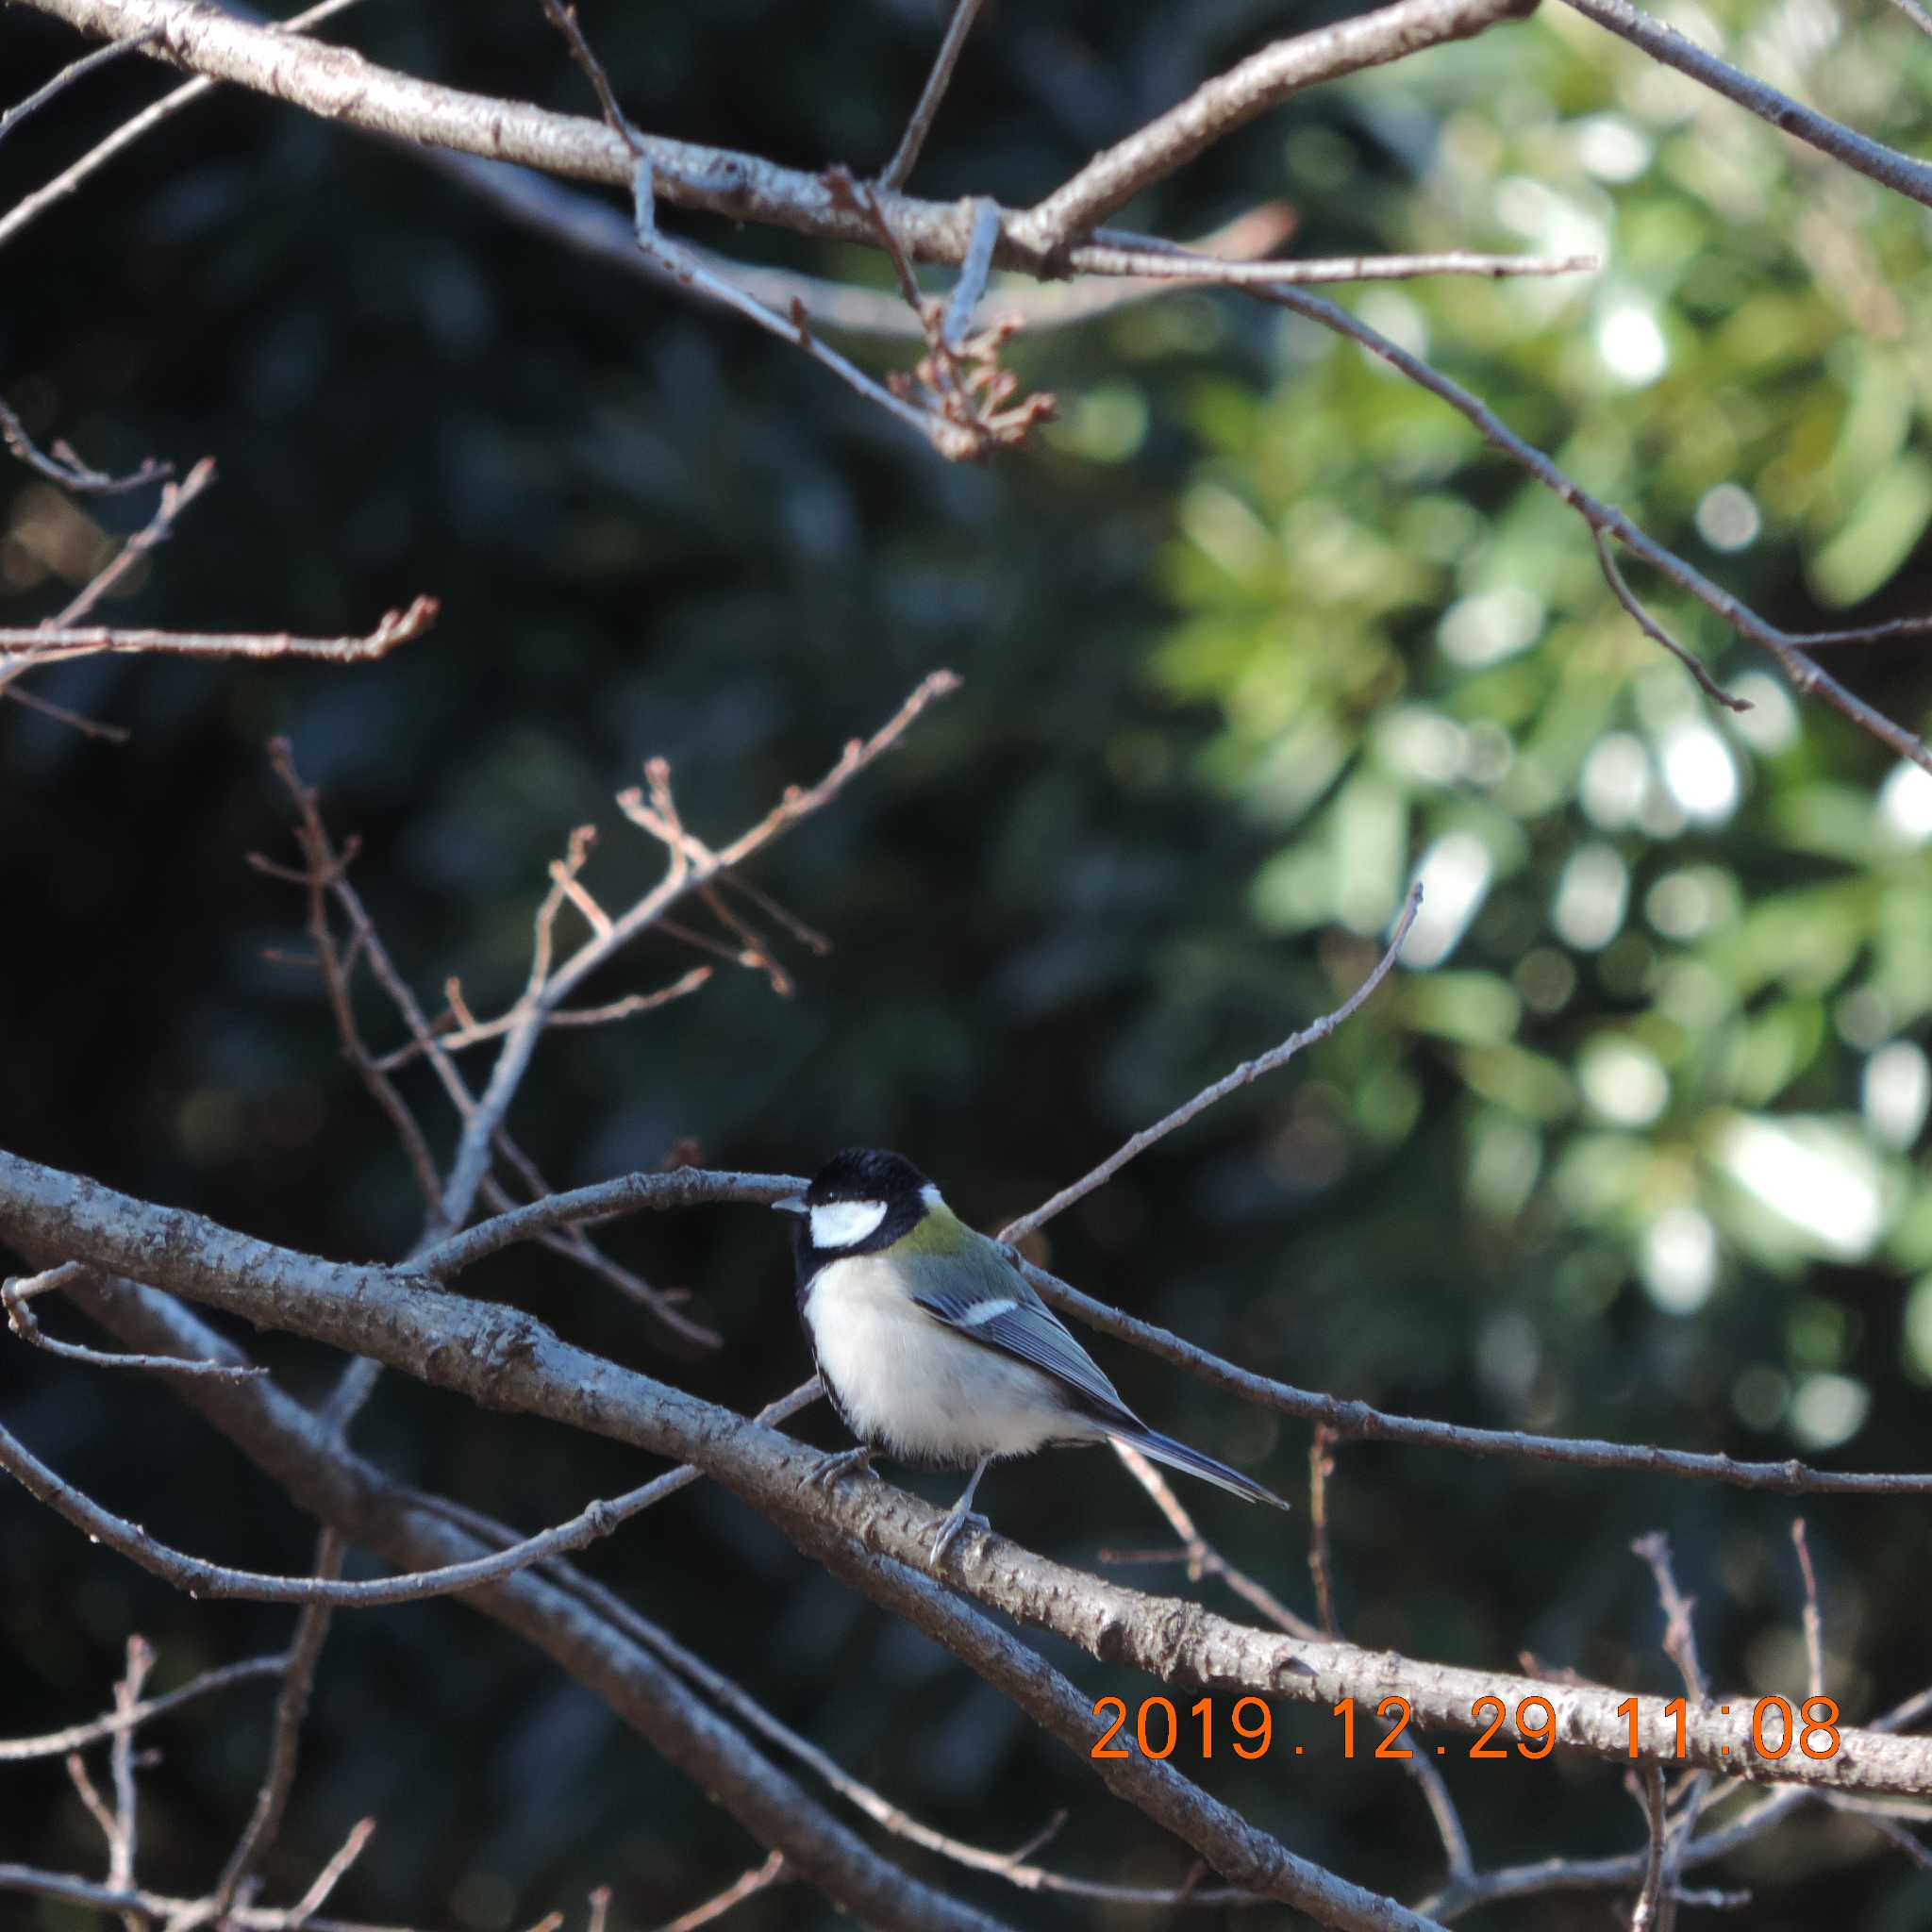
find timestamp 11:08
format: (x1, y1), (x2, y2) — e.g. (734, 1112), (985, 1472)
(1090, 1693), (1844, 1763)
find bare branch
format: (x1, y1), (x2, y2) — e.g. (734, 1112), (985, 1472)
(1632, 1531), (1707, 1699)
(941, 197), (1002, 345)
(0, 0), (371, 254)
(1254, 283), (1932, 773)
(1558, 0), (1932, 208)
(1307, 1428), (1341, 1641)
(1070, 233), (1600, 286)
(0, 596), (440, 666)
(10, 1160), (1932, 1801)
(1629, 1762), (1669, 1932)
(1791, 1520), (1825, 1702)
(654, 1851), (785, 1932)
(370, 967), (712, 1070)
(0, 22), (160, 145)
(39, 453), (214, 629)
(431, 667), (958, 1243)
(410, 1158), (1932, 1502)
(64, 1287), (1044, 1932)
(0, 1859), (432, 1932)
(535, 2), (1008, 459)
(877, 0), (986, 191)
(1591, 528), (1750, 712)
(6, 0), (1530, 284)
(0, 1654), (288, 1762)
(1013, 0), (1536, 253)
(261, 748), (720, 1352)
(1103, 1446), (1323, 1641)
(1000, 882), (1420, 1243)
(284, 1816), (375, 1927)
(1881, 0), (1932, 39)
(213, 1531), (346, 1915)
(1424, 1683), (1932, 1916)
(0, 1374), (825, 1607)
(0, 395), (169, 494)
(5, 1269), (268, 1379)
(109, 1637), (154, 1919)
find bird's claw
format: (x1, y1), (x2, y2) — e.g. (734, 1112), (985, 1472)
(927, 1507), (991, 1569)
(804, 1446), (877, 1493)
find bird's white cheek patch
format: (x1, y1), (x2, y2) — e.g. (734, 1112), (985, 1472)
(809, 1199), (889, 1249)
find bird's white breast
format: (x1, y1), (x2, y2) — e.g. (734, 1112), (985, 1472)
(803, 1254), (1088, 1463)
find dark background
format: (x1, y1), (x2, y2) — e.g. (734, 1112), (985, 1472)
(5, 1), (1932, 1926)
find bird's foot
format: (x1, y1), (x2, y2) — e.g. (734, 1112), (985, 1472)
(927, 1506), (991, 1570)
(804, 1445), (877, 1493)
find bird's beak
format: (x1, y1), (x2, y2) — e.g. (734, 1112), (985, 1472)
(773, 1193), (809, 1215)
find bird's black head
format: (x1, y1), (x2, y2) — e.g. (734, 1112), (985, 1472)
(774, 1147), (935, 1263)
(807, 1147), (930, 1205)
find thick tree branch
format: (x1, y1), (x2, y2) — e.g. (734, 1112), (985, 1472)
(3, 1148), (1928, 1801)
(12, 0), (1536, 278)
(73, 1276), (1439, 1932)
(404, 1162), (1932, 1501)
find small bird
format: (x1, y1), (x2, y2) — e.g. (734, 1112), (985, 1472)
(776, 1147), (1290, 1564)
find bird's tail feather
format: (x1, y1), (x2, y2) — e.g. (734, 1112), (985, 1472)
(1105, 1424), (1291, 1510)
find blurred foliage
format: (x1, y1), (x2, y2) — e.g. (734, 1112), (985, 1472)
(4, 0), (1932, 1927)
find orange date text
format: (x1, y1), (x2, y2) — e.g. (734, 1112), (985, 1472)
(1089, 1694), (1843, 1762)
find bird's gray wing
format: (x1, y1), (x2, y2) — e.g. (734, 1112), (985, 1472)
(911, 1278), (1139, 1426)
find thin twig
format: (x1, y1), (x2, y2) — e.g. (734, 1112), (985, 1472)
(1631, 1532), (1707, 1698)
(877, 0), (987, 190)
(1558, 0), (1932, 208)
(941, 198), (1002, 346)
(431, 667), (958, 1250)
(458, 1481), (1281, 1911)
(1591, 528), (1749, 713)
(1103, 1441), (1321, 1638)
(0, 395), (169, 493)
(284, 1817), (375, 1928)
(0, 23), (161, 145)
(652, 1851), (785, 1932)
(1880, 0), (1932, 39)
(0, 1859), (447, 1931)
(41, 455), (214, 626)
(0, 598), (439, 666)
(1000, 883), (1420, 1243)
(0, 0), (372, 254)
(1307, 1428), (1341, 1641)
(1791, 1520), (1824, 1702)
(0, 1407), (832, 1606)
(0, 1654), (288, 1762)
(1071, 234), (1599, 285)
(1629, 1762), (1668, 1930)
(212, 1531), (347, 1916)
(535, 0), (1003, 459)
(1422, 1682), (1932, 1917)
(264, 747), (720, 1351)
(109, 1638), (155, 1927)
(1254, 283), (1932, 774)
(368, 967), (712, 1070)
(6, 1272), (267, 1379)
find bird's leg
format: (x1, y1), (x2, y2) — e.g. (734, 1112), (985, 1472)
(804, 1444), (878, 1492)
(928, 1457), (993, 1568)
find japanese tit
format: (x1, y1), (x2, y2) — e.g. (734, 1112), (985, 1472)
(776, 1148), (1290, 1565)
